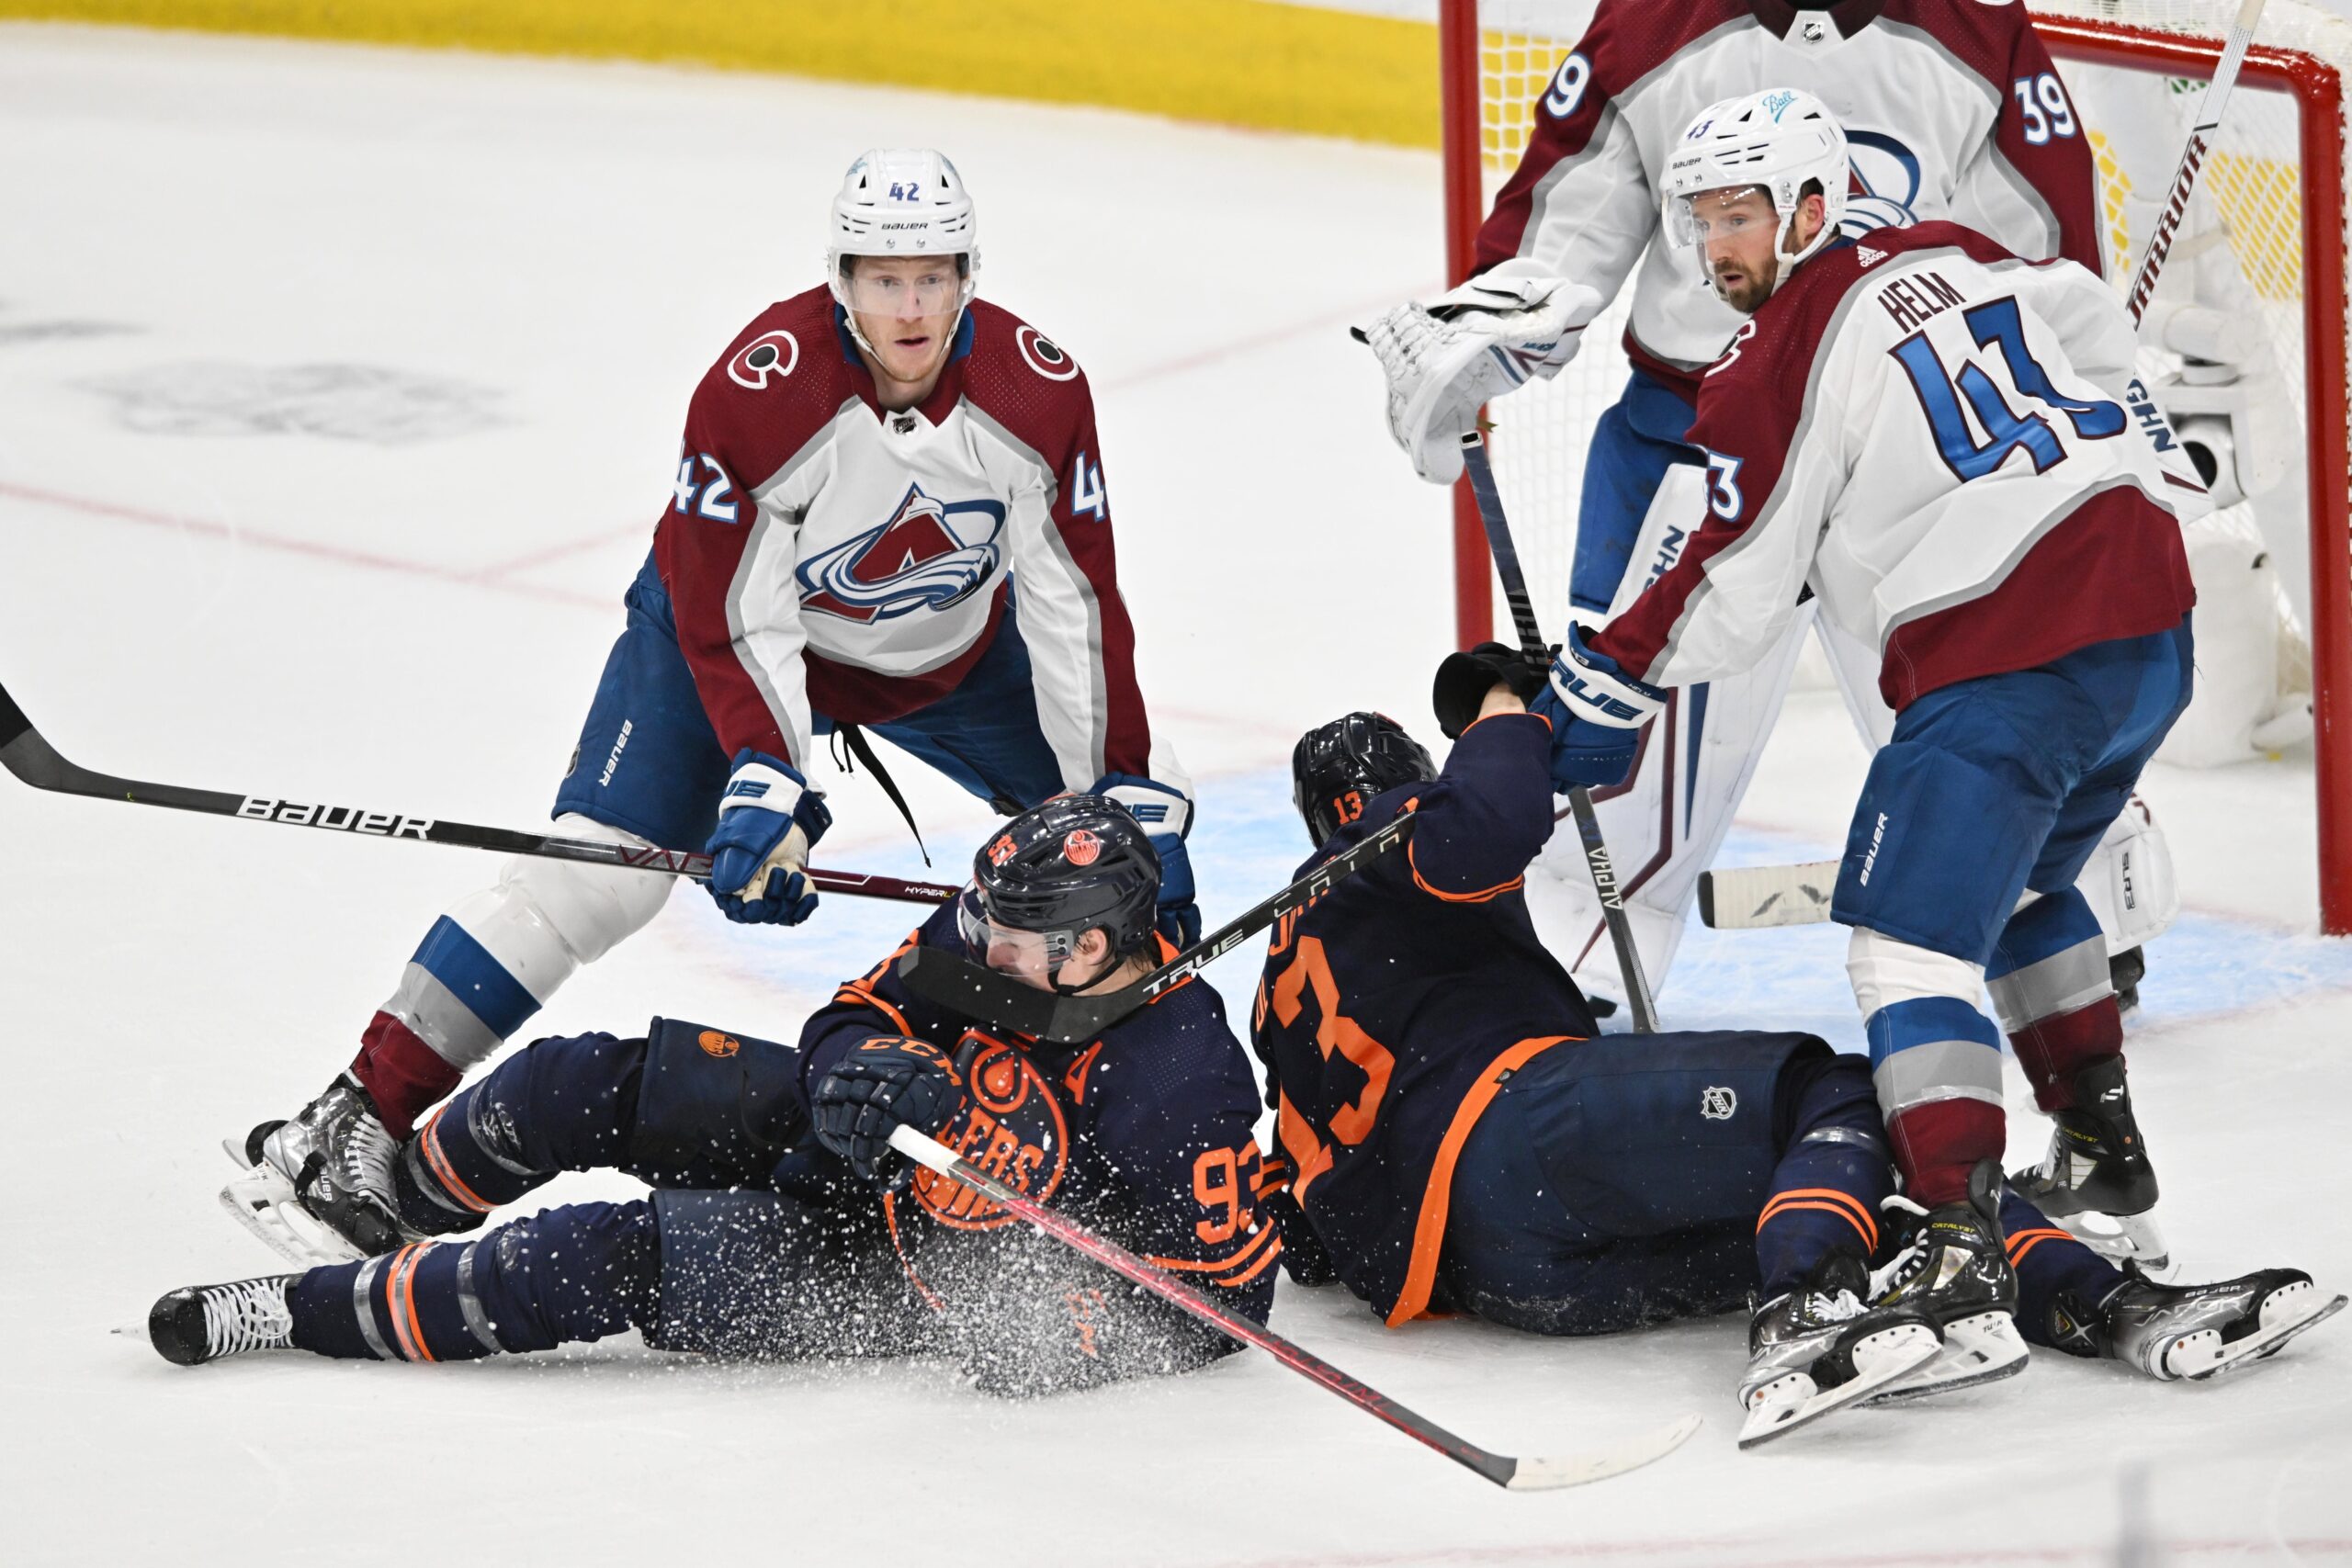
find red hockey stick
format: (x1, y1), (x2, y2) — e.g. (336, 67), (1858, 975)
(888, 1123), (1702, 1491)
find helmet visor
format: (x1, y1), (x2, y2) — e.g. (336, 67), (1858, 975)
(956, 887), (1074, 986)
(839, 258), (967, 318)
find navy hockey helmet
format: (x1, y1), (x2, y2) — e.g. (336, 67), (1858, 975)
(1292, 712), (1436, 848)
(965, 795), (1162, 982)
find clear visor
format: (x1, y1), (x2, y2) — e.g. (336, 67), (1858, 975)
(956, 888), (1073, 985)
(839, 258), (967, 318)
(1665, 184), (1784, 252)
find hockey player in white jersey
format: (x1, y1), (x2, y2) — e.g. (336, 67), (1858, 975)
(1362, 0), (2180, 1025)
(1530, 90), (2217, 1371)
(225, 149), (1198, 1265)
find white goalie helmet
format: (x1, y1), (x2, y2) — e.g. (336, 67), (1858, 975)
(1660, 88), (1849, 291)
(827, 147), (980, 308)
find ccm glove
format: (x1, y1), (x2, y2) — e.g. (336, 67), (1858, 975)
(1525, 625), (1665, 792)
(704, 750), (832, 925)
(1091, 773), (1200, 948)
(810, 1035), (966, 1190)
(1431, 640), (1547, 739)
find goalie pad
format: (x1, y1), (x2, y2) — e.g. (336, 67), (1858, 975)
(1360, 259), (1604, 484)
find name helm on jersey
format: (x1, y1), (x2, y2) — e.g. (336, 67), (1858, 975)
(1291, 712), (1438, 848)
(828, 148), (981, 360)
(1660, 87), (1849, 297)
(963, 795), (1161, 995)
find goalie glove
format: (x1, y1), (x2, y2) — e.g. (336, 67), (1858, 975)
(1358, 260), (1603, 485)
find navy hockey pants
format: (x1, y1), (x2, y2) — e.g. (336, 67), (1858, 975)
(551, 552), (1066, 851)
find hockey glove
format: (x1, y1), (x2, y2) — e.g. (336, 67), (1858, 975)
(1431, 640), (1547, 739)
(704, 749), (833, 925)
(810, 1035), (966, 1190)
(1091, 773), (1199, 948)
(1357, 260), (1603, 485)
(1526, 625), (1664, 792)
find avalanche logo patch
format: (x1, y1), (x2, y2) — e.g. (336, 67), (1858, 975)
(912, 1032), (1070, 1231)
(796, 482), (1007, 624)
(1016, 325), (1080, 383)
(726, 330), (799, 390)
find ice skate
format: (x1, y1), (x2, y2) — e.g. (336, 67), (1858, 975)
(220, 1074), (415, 1267)
(149, 1276), (299, 1366)
(1865, 1160), (2030, 1403)
(2047, 1266), (2346, 1382)
(2009, 1055), (2169, 1272)
(1737, 1251), (1941, 1448)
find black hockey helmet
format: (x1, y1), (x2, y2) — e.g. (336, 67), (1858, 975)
(1292, 712), (1436, 848)
(965, 794), (1162, 981)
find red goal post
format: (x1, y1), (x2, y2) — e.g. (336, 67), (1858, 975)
(1437, 0), (2352, 933)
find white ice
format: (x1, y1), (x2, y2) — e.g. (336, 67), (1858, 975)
(1, 24), (2346, 1566)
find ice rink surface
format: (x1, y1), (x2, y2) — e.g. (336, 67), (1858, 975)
(2, 24), (2347, 1565)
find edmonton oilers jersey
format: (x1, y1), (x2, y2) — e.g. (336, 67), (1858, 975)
(1252, 713), (1599, 1324)
(798, 902), (1279, 1320)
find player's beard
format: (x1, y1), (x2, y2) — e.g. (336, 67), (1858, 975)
(1711, 260), (1775, 314)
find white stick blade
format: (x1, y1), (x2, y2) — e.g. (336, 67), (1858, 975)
(1700, 861), (1839, 929)
(1504, 1413), (1702, 1491)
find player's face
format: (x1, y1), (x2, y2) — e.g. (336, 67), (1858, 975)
(1690, 186), (1786, 313)
(845, 254), (964, 385)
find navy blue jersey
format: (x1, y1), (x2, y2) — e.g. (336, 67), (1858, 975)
(1251, 712), (1598, 1324)
(800, 904), (1279, 1325)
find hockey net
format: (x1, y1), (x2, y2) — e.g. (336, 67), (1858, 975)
(1438, 0), (2352, 931)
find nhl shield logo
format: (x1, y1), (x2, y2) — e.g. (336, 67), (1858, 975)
(1701, 1086), (1737, 1121)
(797, 482), (1008, 625)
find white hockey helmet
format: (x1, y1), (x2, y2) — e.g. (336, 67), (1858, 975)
(827, 148), (980, 308)
(1660, 89), (1849, 292)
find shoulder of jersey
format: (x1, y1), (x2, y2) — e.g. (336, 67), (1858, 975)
(958, 298), (1093, 451)
(684, 285), (855, 470)
(1582, 0), (1765, 85)
(1872, 0), (2030, 79)
(1714, 222), (2022, 384)
(1102, 964), (1238, 1060)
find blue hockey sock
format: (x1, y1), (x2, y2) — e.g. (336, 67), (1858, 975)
(1757, 1054), (1891, 1298)
(286, 1201), (659, 1361)
(2001, 1191), (2126, 1350)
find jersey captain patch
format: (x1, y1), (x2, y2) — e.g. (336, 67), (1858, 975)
(795, 480), (1008, 624)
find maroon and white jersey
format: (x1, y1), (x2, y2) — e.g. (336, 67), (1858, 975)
(1477, 0), (2105, 400)
(1590, 224), (2200, 710)
(652, 287), (1167, 785)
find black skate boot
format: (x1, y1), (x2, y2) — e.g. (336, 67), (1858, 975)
(150, 1276), (300, 1366)
(1864, 1159), (2030, 1402)
(2047, 1266), (2346, 1382)
(220, 1074), (416, 1266)
(1738, 1250), (1940, 1448)
(2008, 1055), (2167, 1270)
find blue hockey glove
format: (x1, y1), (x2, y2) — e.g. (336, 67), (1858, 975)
(1525, 624), (1664, 793)
(1091, 773), (1199, 948)
(811, 1035), (966, 1190)
(704, 750), (833, 925)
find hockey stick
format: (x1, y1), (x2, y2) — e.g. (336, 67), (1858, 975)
(2121, 0), (2269, 328)
(0, 679), (960, 905)
(893, 808), (1418, 1043)
(885, 1123), (1702, 1490)
(1456, 431), (1660, 1032)
(1697, 859), (1839, 931)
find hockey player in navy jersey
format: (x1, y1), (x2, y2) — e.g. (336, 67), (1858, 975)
(225, 148), (1199, 1266)
(1362, 0), (2180, 1035)
(1532, 90), (2222, 1338)
(158, 797), (1276, 1393)
(1262, 695), (2338, 1442)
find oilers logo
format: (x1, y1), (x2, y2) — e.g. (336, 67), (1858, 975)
(797, 481), (1007, 624)
(910, 1031), (1070, 1231)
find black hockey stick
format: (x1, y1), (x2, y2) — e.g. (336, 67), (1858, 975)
(894, 808), (1418, 1043)
(887, 1125), (1700, 1490)
(1457, 431), (1660, 1032)
(0, 679), (960, 905)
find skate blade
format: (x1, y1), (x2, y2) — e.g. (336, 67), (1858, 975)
(2189, 1283), (2347, 1382)
(2044, 1207), (2174, 1278)
(1864, 1312), (2029, 1404)
(219, 1162), (365, 1269)
(1737, 1323), (1940, 1450)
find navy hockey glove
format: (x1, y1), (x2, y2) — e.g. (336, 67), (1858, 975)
(1526, 625), (1664, 792)
(811, 1035), (966, 1190)
(1091, 773), (1199, 948)
(704, 750), (832, 925)
(1431, 640), (1547, 739)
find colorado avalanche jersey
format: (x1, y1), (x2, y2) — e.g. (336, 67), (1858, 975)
(1589, 223), (2200, 708)
(1480, 0), (2103, 400)
(798, 905), (1279, 1325)
(653, 287), (1169, 786)
(1251, 714), (1599, 1325)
